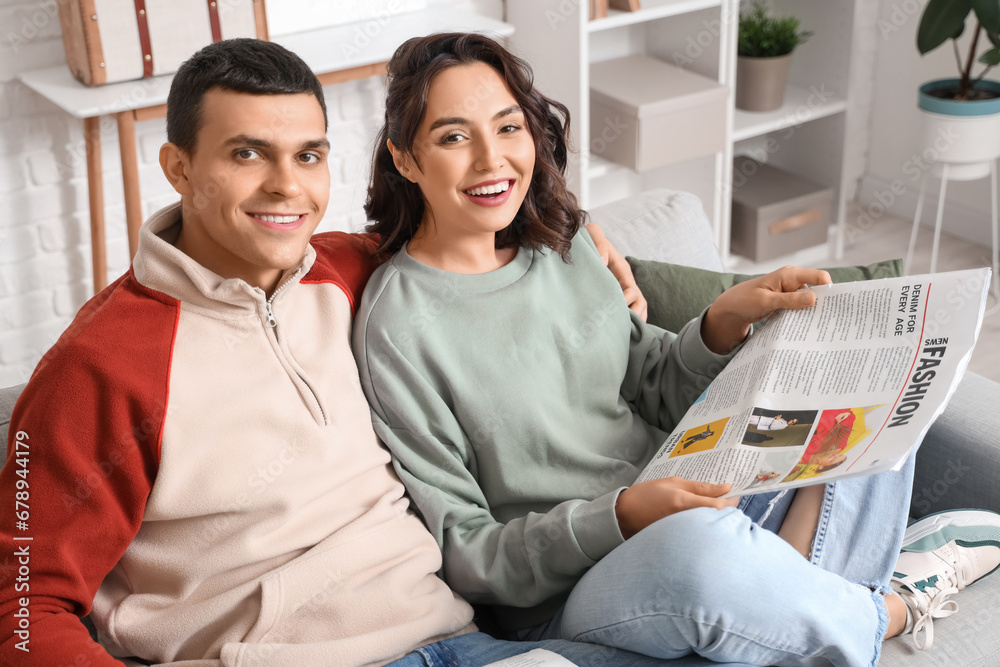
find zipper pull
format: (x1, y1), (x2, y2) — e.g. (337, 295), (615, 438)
(265, 301), (277, 328)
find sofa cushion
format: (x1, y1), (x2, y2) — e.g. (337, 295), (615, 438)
(588, 189), (726, 272)
(626, 257), (903, 334)
(911, 371), (1000, 517)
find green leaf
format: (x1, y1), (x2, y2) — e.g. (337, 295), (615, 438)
(973, 0), (1000, 34)
(918, 0), (973, 54)
(979, 46), (1000, 65)
(738, 1), (811, 57)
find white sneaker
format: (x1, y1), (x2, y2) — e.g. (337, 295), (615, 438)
(890, 509), (1000, 650)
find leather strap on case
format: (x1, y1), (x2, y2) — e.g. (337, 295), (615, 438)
(133, 0), (153, 77)
(207, 0), (222, 42)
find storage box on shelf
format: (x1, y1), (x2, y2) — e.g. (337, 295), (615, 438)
(730, 156), (831, 262)
(590, 55), (727, 171)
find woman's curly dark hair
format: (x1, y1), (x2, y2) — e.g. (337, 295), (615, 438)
(365, 32), (585, 259)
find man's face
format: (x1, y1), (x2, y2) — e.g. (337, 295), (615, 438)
(166, 88), (330, 292)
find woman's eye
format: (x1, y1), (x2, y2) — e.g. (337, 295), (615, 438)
(500, 123), (522, 134)
(441, 132), (465, 144)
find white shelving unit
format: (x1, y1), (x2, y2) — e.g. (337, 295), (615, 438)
(506, 0), (860, 268)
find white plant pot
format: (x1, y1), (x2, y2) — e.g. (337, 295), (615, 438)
(919, 78), (1000, 181)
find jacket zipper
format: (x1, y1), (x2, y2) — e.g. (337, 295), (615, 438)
(256, 269), (328, 425)
(263, 268), (301, 328)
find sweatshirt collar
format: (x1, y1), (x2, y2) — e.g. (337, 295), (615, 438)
(392, 242), (534, 293)
(132, 202), (316, 315)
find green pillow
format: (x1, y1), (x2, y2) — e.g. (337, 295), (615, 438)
(626, 257), (904, 333)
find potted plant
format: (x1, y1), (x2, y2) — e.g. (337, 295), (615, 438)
(917, 0), (1000, 177)
(735, 2), (812, 112)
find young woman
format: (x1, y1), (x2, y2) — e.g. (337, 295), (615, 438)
(353, 32), (968, 665)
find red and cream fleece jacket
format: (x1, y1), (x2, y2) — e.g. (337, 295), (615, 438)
(0, 202), (473, 666)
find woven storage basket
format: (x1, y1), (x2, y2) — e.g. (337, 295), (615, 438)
(57, 0), (268, 86)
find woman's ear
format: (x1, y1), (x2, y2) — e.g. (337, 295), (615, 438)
(159, 143), (194, 196)
(387, 139), (418, 183)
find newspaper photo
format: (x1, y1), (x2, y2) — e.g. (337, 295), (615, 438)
(636, 267), (993, 496)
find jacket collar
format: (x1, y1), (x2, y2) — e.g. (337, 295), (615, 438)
(132, 202), (316, 316)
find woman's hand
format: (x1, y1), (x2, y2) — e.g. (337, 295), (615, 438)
(615, 477), (738, 539)
(702, 266), (832, 355)
(585, 223), (649, 321)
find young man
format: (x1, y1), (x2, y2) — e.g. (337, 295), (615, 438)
(0, 38), (667, 667)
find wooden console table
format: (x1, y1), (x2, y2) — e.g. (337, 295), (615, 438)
(19, 9), (512, 292)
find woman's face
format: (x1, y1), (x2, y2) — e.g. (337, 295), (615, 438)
(395, 61), (536, 240)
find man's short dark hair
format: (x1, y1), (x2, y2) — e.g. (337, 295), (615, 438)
(166, 38), (327, 153)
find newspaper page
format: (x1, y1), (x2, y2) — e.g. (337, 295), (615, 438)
(484, 650), (580, 666)
(636, 268), (992, 496)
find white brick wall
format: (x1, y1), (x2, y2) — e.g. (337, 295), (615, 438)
(0, 0), (502, 388)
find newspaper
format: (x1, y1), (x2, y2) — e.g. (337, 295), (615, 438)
(484, 649), (580, 666)
(636, 268), (993, 496)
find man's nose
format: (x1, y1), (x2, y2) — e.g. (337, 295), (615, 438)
(263, 159), (302, 197)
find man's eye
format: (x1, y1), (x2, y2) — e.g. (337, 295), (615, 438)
(300, 152), (321, 164)
(236, 149), (259, 160)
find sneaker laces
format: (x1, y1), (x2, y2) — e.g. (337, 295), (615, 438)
(898, 572), (960, 650)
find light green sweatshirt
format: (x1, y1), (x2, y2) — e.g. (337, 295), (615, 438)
(353, 230), (734, 631)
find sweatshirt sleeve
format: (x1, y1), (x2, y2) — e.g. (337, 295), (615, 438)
(619, 308), (736, 433)
(0, 276), (170, 665)
(573, 228), (738, 434)
(353, 276), (623, 608)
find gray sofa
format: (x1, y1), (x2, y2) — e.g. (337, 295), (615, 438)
(2, 189), (999, 665)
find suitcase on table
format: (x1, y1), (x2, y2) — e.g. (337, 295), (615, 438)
(56, 0), (269, 86)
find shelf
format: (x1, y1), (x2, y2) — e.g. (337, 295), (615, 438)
(732, 84), (847, 143)
(587, 155), (630, 179)
(724, 235), (835, 274)
(588, 0), (722, 32)
(18, 8), (512, 119)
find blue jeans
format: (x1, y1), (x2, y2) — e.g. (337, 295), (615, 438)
(385, 631), (756, 666)
(520, 453), (916, 667)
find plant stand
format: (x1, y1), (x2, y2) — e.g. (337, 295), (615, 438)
(906, 159), (1000, 314)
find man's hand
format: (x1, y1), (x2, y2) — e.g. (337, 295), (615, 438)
(615, 477), (738, 539)
(585, 223), (648, 321)
(702, 266), (832, 355)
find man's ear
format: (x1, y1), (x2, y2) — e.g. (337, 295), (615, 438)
(387, 139), (418, 182)
(160, 142), (194, 196)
